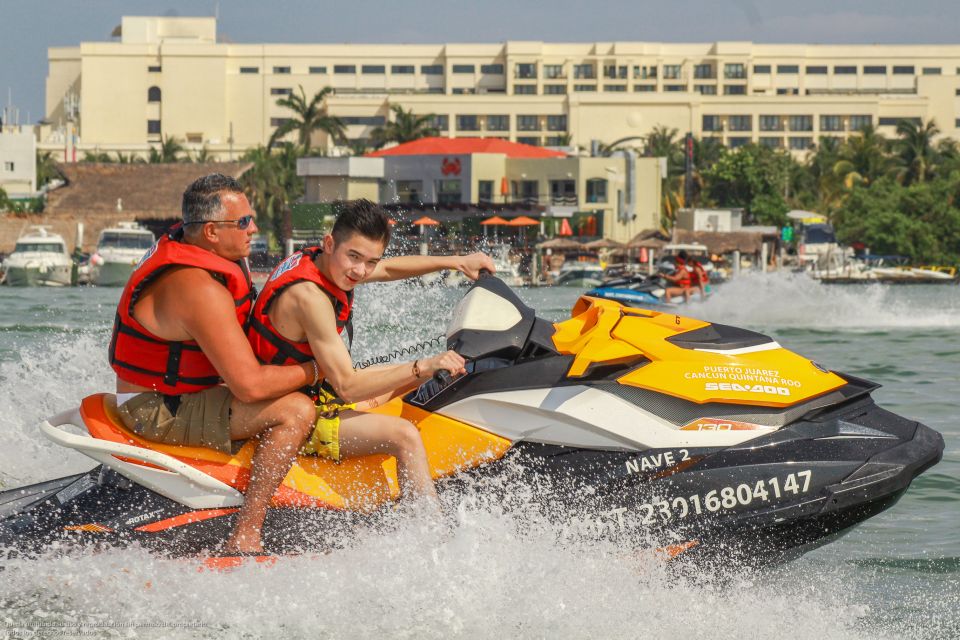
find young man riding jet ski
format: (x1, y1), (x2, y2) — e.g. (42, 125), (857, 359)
(248, 199), (493, 508)
(110, 173), (320, 555)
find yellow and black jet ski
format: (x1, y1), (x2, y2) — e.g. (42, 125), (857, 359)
(0, 274), (944, 566)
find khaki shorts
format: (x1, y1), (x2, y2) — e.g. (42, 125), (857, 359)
(117, 386), (234, 455)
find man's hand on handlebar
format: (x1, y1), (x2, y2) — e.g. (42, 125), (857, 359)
(456, 252), (496, 280)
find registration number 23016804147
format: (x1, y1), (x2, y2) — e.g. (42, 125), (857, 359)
(638, 470), (813, 525)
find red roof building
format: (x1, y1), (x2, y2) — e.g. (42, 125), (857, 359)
(366, 137), (566, 159)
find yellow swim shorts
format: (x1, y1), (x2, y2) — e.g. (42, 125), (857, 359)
(299, 408), (341, 461)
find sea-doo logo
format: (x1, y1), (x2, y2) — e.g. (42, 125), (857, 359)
(269, 252), (302, 282)
(705, 382), (791, 396)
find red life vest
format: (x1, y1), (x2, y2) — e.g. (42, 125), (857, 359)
(674, 257), (692, 287)
(247, 247), (353, 366)
(689, 259), (708, 286)
(108, 227), (255, 394)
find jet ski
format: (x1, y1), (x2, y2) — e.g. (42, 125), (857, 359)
(587, 260), (712, 308)
(0, 274), (943, 566)
(585, 273), (678, 308)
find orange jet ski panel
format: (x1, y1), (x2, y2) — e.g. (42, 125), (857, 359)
(553, 296), (846, 407)
(78, 394), (511, 512)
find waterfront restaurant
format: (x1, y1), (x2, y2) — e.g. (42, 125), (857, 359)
(296, 137), (663, 244)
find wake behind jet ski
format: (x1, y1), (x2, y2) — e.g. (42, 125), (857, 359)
(0, 274), (943, 567)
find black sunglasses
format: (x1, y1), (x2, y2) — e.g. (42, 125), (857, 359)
(185, 215), (255, 230)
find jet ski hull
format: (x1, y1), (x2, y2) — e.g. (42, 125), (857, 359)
(1, 395), (941, 566)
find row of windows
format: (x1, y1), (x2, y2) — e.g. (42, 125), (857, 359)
(159, 61), (956, 79)
(702, 114), (875, 132)
(262, 113), (569, 133)
(237, 64), (506, 76)
(753, 64), (942, 75)
(444, 114), (567, 132)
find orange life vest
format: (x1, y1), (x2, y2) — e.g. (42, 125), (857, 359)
(247, 247), (353, 366)
(108, 227), (255, 394)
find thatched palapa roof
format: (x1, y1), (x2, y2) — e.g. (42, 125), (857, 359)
(46, 162), (253, 219)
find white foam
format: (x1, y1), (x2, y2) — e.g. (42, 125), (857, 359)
(687, 271), (960, 330)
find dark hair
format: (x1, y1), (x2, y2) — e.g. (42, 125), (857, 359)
(331, 199), (391, 246)
(182, 173), (244, 223)
(677, 250), (689, 260)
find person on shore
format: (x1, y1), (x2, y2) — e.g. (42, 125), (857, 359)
(247, 199), (494, 507)
(110, 173), (318, 554)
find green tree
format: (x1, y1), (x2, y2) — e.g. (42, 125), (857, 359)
(192, 146), (216, 163)
(833, 177), (960, 263)
(832, 124), (891, 188)
(240, 143), (304, 244)
(269, 85), (345, 152)
(148, 135), (186, 163)
(36, 150), (61, 188)
(82, 150), (114, 162)
(370, 104), (439, 149)
(894, 118), (939, 185)
(702, 144), (792, 226)
(113, 151), (140, 164)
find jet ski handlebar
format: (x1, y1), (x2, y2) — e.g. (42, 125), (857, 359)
(433, 369), (454, 387)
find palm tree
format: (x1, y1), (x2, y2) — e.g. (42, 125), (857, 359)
(894, 118), (939, 185)
(113, 152), (137, 164)
(148, 135), (186, 163)
(192, 145), (216, 163)
(370, 104), (439, 149)
(82, 151), (114, 162)
(832, 125), (890, 189)
(240, 143), (304, 243)
(268, 85), (345, 152)
(597, 135), (645, 156)
(807, 137), (847, 216)
(36, 150), (61, 187)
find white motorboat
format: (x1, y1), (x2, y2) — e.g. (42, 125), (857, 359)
(90, 222), (156, 287)
(553, 262), (604, 287)
(1, 226), (73, 287)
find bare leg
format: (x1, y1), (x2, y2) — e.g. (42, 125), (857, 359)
(224, 392), (315, 553)
(338, 411), (438, 503)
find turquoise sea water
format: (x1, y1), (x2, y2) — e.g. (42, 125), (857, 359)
(0, 272), (957, 639)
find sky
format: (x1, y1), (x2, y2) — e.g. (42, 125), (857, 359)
(1, 0), (959, 124)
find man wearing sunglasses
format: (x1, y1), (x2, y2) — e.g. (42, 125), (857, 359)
(110, 173), (318, 554)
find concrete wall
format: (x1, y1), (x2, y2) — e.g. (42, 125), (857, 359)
(0, 128), (37, 197)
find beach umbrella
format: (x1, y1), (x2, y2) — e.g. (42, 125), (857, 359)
(481, 215), (509, 240)
(558, 218), (573, 236)
(413, 215), (439, 236)
(506, 215), (539, 226)
(500, 176), (509, 197)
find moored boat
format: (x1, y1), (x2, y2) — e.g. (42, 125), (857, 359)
(0, 226), (73, 287)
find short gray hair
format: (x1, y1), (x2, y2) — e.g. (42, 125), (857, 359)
(181, 173), (244, 224)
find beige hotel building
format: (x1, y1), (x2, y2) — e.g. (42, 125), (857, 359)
(44, 16), (960, 158)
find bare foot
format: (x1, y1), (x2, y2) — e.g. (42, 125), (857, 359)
(223, 530), (264, 554)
